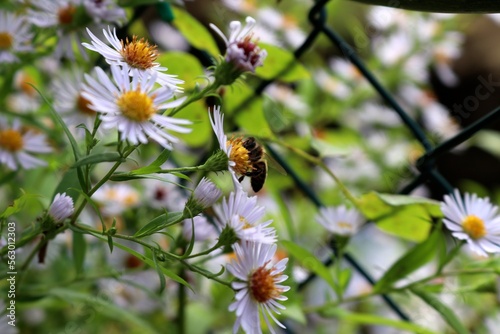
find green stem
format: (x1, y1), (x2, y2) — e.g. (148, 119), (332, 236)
(168, 83), (218, 117)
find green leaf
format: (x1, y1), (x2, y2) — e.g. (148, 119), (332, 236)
(134, 212), (184, 238)
(107, 235), (114, 253)
(72, 231), (86, 275)
(157, 52), (205, 91)
(411, 287), (469, 334)
(174, 100), (212, 147)
(72, 152), (125, 168)
(357, 192), (442, 242)
(310, 129), (361, 157)
(319, 307), (437, 334)
(171, 7), (219, 58)
(150, 149), (171, 167)
(50, 288), (158, 334)
(52, 168), (82, 203)
(153, 251), (167, 293)
(0, 192), (39, 219)
(281, 240), (336, 291)
(255, 43), (310, 82)
(374, 227), (444, 292)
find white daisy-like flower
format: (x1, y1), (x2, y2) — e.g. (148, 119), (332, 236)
(83, 0), (127, 25)
(81, 65), (191, 149)
(214, 189), (276, 244)
(316, 205), (364, 237)
(210, 16), (267, 73)
(182, 215), (218, 242)
(0, 118), (52, 170)
(192, 177), (222, 209)
(441, 189), (500, 257)
(6, 71), (41, 114)
(0, 11), (33, 63)
(28, 0), (88, 59)
(227, 241), (289, 334)
(82, 27), (183, 90)
(48, 193), (75, 222)
(52, 68), (98, 133)
(208, 105), (256, 186)
(93, 184), (140, 217)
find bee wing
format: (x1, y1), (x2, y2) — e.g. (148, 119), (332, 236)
(264, 152), (287, 176)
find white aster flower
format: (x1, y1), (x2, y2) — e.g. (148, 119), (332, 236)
(28, 0), (88, 59)
(214, 189), (276, 244)
(182, 215), (218, 242)
(192, 177), (222, 209)
(316, 205), (364, 237)
(48, 193), (75, 222)
(52, 68), (98, 133)
(227, 241), (289, 334)
(208, 105), (258, 186)
(0, 11), (33, 63)
(93, 184), (140, 216)
(82, 27), (183, 90)
(441, 189), (500, 257)
(210, 16), (267, 73)
(314, 69), (351, 99)
(82, 65), (191, 149)
(0, 118), (52, 170)
(142, 167), (187, 211)
(83, 0), (127, 24)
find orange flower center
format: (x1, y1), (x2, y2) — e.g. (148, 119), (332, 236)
(227, 137), (252, 175)
(0, 32), (13, 50)
(77, 94), (96, 115)
(249, 262), (281, 303)
(58, 5), (76, 25)
(120, 36), (158, 70)
(117, 89), (156, 122)
(0, 129), (24, 152)
(462, 215), (486, 240)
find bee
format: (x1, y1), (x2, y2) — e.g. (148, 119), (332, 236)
(238, 137), (286, 193)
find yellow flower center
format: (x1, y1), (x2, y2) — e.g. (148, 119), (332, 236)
(120, 36), (158, 70)
(0, 32), (13, 50)
(240, 216), (252, 229)
(19, 74), (37, 97)
(0, 129), (24, 152)
(58, 5), (76, 25)
(117, 90), (156, 122)
(462, 215), (486, 240)
(337, 221), (352, 230)
(249, 262), (281, 303)
(227, 137), (252, 175)
(76, 94), (96, 116)
(123, 193), (139, 206)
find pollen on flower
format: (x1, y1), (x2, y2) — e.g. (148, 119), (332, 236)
(76, 94), (96, 115)
(58, 5), (76, 25)
(0, 32), (13, 50)
(117, 90), (156, 122)
(250, 263), (281, 303)
(236, 35), (262, 68)
(227, 137), (252, 175)
(462, 215), (486, 240)
(240, 216), (252, 229)
(0, 129), (24, 152)
(120, 36), (158, 70)
(337, 221), (353, 230)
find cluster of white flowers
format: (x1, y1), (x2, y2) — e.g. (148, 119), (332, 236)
(209, 105), (289, 334)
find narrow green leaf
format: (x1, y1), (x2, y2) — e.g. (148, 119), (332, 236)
(411, 288), (469, 334)
(72, 231), (86, 275)
(374, 228), (444, 292)
(50, 288), (158, 334)
(255, 43), (310, 82)
(150, 148), (171, 167)
(72, 152), (125, 168)
(170, 172), (191, 182)
(32, 85), (81, 159)
(134, 212), (184, 238)
(320, 307), (437, 334)
(281, 240), (336, 291)
(153, 252), (167, 293)
(172, 7), (219, 58)
(1, 192), (38, 219)
(107, 235), (114, 253)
